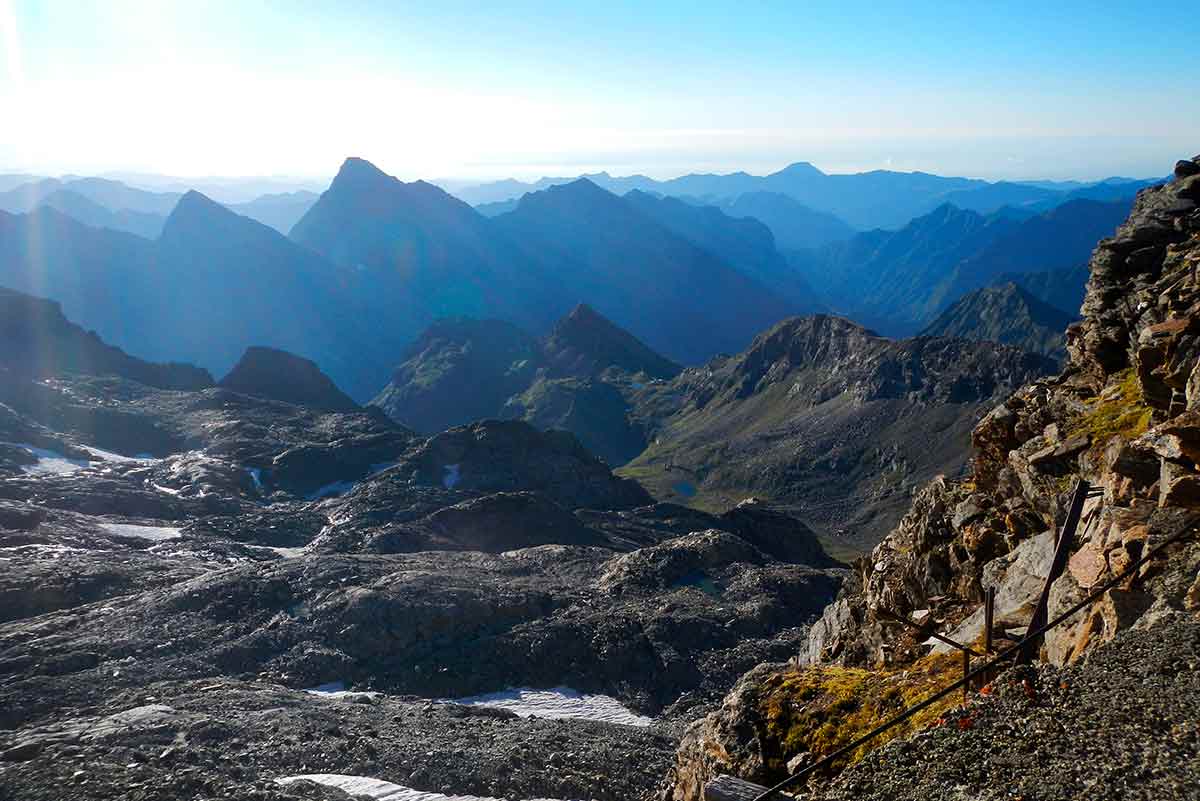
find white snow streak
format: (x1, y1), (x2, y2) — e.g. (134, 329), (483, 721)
(98, 523), (182, 541)
(442, 463), (461, 489)
(276, 774), (564, 801)
(445, 686), (652, 727)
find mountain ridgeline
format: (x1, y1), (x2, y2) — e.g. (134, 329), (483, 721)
(0, 157), (839, 402)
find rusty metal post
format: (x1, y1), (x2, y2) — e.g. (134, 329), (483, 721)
(1018, 479), (1089, 664)
(984, 586), (995, 654)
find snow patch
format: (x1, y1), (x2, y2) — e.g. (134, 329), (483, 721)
(98, 523), (182, 541)
(8, 442), (159, 476)
(444, 686), (652, 727)
(304, 681), (379, 701)
(276, 774), (564, 801)
(11, 444), (90, 475)
(442, 463), (461, 489)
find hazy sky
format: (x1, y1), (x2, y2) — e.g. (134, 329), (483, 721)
(1, 0), (1196, 183)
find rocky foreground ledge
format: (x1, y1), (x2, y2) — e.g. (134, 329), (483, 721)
(664, 157), (1200, 800)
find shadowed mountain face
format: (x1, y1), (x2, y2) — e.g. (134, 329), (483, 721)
(712, 191), (856, 250)
(1000, 264), (1090, 316)
(371, 305), (681, 466)
(0, 196), (400, 402)
(0, 287), (213, 390)
(219, 346), (359, 412)
(918, 282), (1077, 360)
(622, 190), (824, 311)
(493, 179), (800, 363)
(619, 315), (1054, 549)
(790, 196), (1134, 335)
(291, 157), (565, 338)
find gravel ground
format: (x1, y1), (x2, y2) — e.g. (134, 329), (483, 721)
(808, 612), (1200, 801)
(0, 679), (678, 801)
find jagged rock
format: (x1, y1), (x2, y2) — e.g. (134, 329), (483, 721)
(1161, 474), (1200, 508)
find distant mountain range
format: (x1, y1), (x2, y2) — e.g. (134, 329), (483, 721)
(0, 158), (826, 400)
(0, 175), (317, 236)
(445, 162), (1159, 231)
(787, 196), (1133, 335)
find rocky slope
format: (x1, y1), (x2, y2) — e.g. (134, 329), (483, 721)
(918, 282), (1076, 359)
(371, 305), (681, 466)
(620, 315), (1053, 550)
(664, 157), (1200, 800)
(0, 303), (847, 801)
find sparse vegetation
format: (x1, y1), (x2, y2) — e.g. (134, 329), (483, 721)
(757, 651), (963, 777)
(1069, 368), (1154, 449)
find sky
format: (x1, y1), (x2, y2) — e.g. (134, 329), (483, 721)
(1, 0), (1197, 183)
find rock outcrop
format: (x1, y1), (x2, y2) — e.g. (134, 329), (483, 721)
(219, 346), (359, 412)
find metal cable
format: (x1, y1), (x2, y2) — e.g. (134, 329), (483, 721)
(749, 521), (1197, 801)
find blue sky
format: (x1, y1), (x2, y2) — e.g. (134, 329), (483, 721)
(1, 0), (1196, 181)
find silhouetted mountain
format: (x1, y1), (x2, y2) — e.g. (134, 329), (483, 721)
(999, 264), (1090, 317)
(542, 303), (681, 379)
(622, 190), (821, 310)
(451, 164), (1159, 232)
(0, 287), (213, 389)
(37, 190), (165, 238)
(620, 315), (1054, 548)
(790, 197), (1131, 334)
(945, 198), (1133, 297)
(292, 157), (562, 337)
(371, 306), (680, 465)
(219, 346), (359, 411)
(713, 191), (855, 249)
(493, 178), (797, 363)
(0, 207), (157, 345)
(918, 282), (1075, 359)
(923, 181), (1060, 215)
(473, 198), (520, 217)
(150, 190), (397, 399)
(0, 195), (400, 401)
(227, 191), (319, 234)
(791, 203), (1016, 332)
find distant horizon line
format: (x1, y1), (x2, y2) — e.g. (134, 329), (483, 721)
(0, 157), (1166, 194)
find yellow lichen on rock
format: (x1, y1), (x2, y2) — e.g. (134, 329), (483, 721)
(756, 650), (963, 776)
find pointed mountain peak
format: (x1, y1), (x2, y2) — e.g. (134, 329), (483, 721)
(332, 156), (392, 188)
(544, 302), (680, 379)
(774, 161), (825, 178)
(162, 190), (242, 237)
